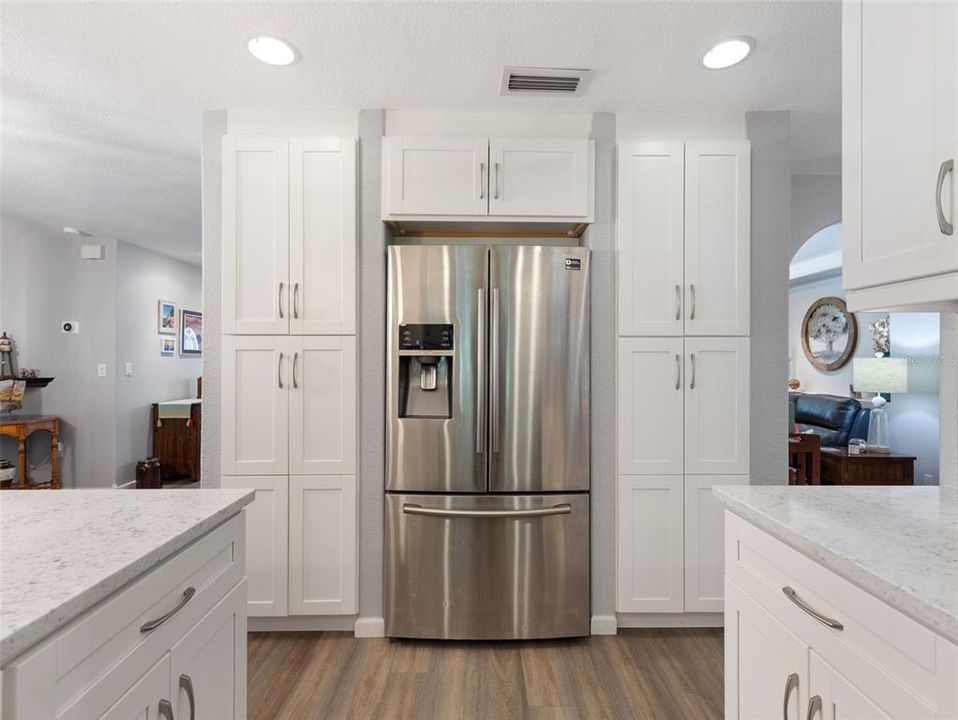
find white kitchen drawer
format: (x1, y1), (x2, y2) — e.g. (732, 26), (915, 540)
(725, 512), (946, 712)
(3, 515), (245, 719)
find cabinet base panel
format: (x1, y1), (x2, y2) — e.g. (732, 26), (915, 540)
(617, 612), (723, 629)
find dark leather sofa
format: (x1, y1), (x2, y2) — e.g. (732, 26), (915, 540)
(788, 392), (871, 448)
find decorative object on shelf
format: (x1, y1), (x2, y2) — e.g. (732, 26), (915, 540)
(17, 368), (38, 378)
(160, 337), (176, 357)
(157, 300), (177, 335)
(787, 377), (802, 391)
(853, 357), (908, 453)
(0, 332), (14, 380)
(179, 309), (202, 356)
(869, 315), (890, 357)
(801, 296), (858, 372)
(848, 438), (866, 456)
(0, 379), (25, 414)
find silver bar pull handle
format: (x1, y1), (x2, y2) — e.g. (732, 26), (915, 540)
(675, 353), (681, 390)
(158, 699), (175, 720)
(279, 282), (285, 319)
(689, 283), (696, 320)
(494, 162), (501, 199)
(476, 289), (486, 453)
(783, 673), (799, 720)
(806, 695), (822, 720)
(293, 282), (300, 319)
(783, 586), (844, 630)
(292, 352), (299, 390)
(480, 162), (485, 200)
(140, 587), (195, 633)
(278, 352), (284, 390)
(180, 674), (195, 720)
(936, 159), (954, 235)
(403, 503), (571, 519)
(490, 288), (500, 453)
(689, 353), (696, 390)
(675, 284), (681, 321)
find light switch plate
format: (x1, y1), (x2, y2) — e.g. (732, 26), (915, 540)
(97, 363), (107, 378)
(124, 362), (133, 377)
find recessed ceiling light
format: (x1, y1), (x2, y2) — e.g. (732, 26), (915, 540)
(247, 35), (299, 66)
(702, 37), (753, 70)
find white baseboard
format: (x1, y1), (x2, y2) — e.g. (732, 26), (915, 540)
(248, 615), (357, 632)
(590, 614), (618, 635)
(354, 616), (386, 638)
(616, 612), (723, 629)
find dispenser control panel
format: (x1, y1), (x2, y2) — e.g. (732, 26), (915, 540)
(399, 324), (454, 351)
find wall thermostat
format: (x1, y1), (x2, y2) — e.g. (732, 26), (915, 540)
(61, 321), (79, 334)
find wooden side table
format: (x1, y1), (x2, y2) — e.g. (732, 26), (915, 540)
(788, 433), (821, 485)
(0, 415), (60, 489)
(820, 447), (916, 485)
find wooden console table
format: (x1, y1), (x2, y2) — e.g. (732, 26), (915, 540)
(0, 415), (59, 489)
(820, 447), (916, 485)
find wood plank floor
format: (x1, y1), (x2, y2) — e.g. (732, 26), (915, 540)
(248, 629), (723, 720)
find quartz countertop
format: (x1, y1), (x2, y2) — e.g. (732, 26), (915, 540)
(713, 485), (958, 644)
(0, 489), (254, 663)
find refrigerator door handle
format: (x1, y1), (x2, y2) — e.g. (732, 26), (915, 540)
(476, 288), (486, 453)
(403, 503), (572, 519)
(490, 287), (501, 453)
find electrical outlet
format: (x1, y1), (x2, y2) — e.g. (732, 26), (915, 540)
(97, 363), (107, 378)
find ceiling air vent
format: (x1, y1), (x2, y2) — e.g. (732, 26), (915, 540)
(500, 66), (592, 97)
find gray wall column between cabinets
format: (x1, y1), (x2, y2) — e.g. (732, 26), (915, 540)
(746, 111), (791, 485)
(940, 314), (958, 491)
(358, 109), (388, 620)
(200, 110), (227, 487)
(586, 112), (616, 619)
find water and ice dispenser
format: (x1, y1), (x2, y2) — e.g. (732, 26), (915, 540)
(397, 323), (453, 419)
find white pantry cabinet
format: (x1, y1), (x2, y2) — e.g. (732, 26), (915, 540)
(223, 136), (356, 335)
(382, 136), (594, 220)
(843, 1), (958, 309)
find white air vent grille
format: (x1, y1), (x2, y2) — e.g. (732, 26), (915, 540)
(500, 67), (591, 96)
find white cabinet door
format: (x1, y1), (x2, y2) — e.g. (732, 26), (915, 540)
(844, 1), (958, 290)
(289, 476), (357, 615)
(616, 143), (685, 336)
(489, 138), (591, 217)
(290, 138), (357, 335)
(616, 338), (684, 475)
(289, 337), (357, 476)
(221, 478), (288, 617)
(684, 141), (750, 336)
(66, 654), (172, 720)
(685, 337), (750, 475)
(384, 137), (488, 216)
(222, 137), (290, 335)
(616, 475), (684, 613)
(684, 475), (748, 613)
(221, 336), (290, 476)
(171, 582), (246, 720)
(725, 581), (808, 720)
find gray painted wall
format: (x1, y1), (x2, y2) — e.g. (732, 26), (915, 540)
(114, 241), (202, 486)
(747, 112), (792, 485)
(940, 314), (957, 491)
(791, 174), (842, 255)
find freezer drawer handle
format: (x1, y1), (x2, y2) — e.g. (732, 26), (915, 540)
(402, 503), (572, 519)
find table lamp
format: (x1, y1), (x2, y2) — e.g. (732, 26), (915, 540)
(853, 357), (908, 453)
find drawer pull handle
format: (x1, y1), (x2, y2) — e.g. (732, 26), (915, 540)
(180, 674), (196, 720)
(158, 698), (175, 720)
(806, 695), (822, 720)
(140, 587), (196, 633)
(403, 503), (571, 519)
(783, 672), (799, 720)
(783, 586), (844, 630)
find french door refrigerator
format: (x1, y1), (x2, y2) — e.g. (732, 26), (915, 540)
(385, 244), (590, 640)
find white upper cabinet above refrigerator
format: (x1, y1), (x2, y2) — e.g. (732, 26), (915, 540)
(489, 138), (591, 217)
(384, 136), (488, 216)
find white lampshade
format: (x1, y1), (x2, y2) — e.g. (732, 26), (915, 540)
(853, 357), (909, 394)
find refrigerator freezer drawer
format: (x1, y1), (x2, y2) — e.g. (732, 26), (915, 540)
(385, 493), (590, 639)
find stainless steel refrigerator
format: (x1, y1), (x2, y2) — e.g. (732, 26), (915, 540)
(385, 244), (590, 640)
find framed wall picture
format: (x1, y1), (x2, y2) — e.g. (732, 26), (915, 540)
(158, 300), (177, 335)
(180, 309), (203, 356)
(801, 296), (858, 371)
(160, 337), (176, 357)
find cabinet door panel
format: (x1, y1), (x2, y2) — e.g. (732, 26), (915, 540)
(617, 143), (685, 336)
(222, 137), (290, 335)
(489, 138), (590, 217)
(685, 141), (750, 336)
(844, 1), (958, 290)
(685, 475), (748, 613)
(221, 337), (290, 475)
(290, 138), (357, 335)
(289, 476), (357, 615)
(385, 137), (488, 215)
(685, 337), (749, 475)
(171, 582), (246, 720)
(616, 338), (684, 475)
(616, 475), (683, 613)
(61, 653), (171, 720)
(725, 581), (808, 720)
(221, 478), (288, 617)
(289, 337), (357, 475)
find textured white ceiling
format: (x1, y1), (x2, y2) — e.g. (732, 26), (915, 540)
(1, 1), (841, 262)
